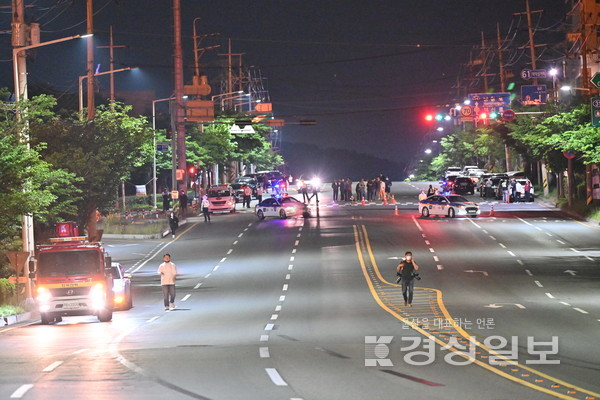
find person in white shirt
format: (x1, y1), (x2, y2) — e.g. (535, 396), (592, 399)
(157, 254), (177, 310)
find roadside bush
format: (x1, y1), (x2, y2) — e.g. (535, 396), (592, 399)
(0, 278), (16, 305)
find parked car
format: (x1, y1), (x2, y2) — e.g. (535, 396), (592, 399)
(111, 262), (132, 310)
(453, 177), (476, 194)
(445, 167), (462, 177)
(255, 195), (312, 219)
(419, 194), (480, 218)
(231, 177), (258, 202)
(207, 184), (236, 213)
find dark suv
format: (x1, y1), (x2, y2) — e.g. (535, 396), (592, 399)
(453, 177), (475, 194)
(231, 177), (258, 202)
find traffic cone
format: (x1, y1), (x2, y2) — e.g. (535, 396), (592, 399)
(390, 195), (396, 205)
(394, 205), (399, 216)
(361, 198), (366, 206)
(383, 195), (388, 205)
(489, 204), (494, 217)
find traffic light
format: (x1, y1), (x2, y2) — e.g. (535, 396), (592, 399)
(425, 114), (434, 122)
(479, 113), (488, 120)
(435, 114), (444, 121)
(489, 111), (498, 119)
(188, 165), (197, 176)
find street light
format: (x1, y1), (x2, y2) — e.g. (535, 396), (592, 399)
(78, 67), (138, 114)
(218, 93), (249, 111)
(211, 90), (245, 110)
(424, 149), (432, 154)
(12, 33), (92, 301)
(560, 85), (590, 92)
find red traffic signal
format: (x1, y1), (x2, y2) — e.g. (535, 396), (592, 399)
(424, 114), (434, 122)
(188, 166), (197, 175)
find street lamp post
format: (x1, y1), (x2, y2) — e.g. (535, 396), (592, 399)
(152, 97), (175, 210)
(78, 67), (137, 115)
(211, 91), (245, 110)
(12, 33), (91, 302)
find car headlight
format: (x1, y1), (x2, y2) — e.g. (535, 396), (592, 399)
(36, 286), (51, 303)
(90, 283), (106, 309)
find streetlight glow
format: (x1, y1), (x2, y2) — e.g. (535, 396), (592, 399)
(424, 149), (432, 154)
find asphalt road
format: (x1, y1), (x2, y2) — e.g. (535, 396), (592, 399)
(1, 182), (599, 400)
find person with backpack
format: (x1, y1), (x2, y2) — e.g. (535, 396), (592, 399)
(396, 251), (420, 307)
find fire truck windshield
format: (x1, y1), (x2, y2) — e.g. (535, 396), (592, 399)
(38, 250), (102, 277)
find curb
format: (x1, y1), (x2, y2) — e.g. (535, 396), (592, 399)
(102, 220), (189, 240)
(1, 311), (33, 327)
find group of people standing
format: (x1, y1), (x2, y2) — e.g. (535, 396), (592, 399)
(478, 178), (532, 203)
(331, 175), (392, 202)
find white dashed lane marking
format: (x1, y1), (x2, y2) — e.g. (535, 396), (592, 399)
(282, 284), (288, 291)
(227, 249), (233, 255)
(259, 347), (270, 358)
(279, 295), (286, 302)
(10, 384), (34, 399)
(524, 269), (532, 276)
(265, 368), (288, 386)
(556, 240), (566, 245)
(194, 283), (202, 289)
(42, 361), (63, 372)
(147, 316), (160, 323)
(181, 294), (191, 302)
(499, 243), (507, 249)
(260, 335), (269, 342)
(574, 308), (589, 314)
(264, 324), (274, 331)
(545, 293), (555, 299)
(534, 281), (543, 288)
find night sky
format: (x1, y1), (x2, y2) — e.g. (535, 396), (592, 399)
(0, 0), (567, 176)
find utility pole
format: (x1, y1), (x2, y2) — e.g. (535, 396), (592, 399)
(97, 26), (126, 106)
(86, 0), (95, 120)
(173, 0), (186, 193)
(219, 40), (245, 109)
(496, 23), (507, 92)
(480, 32), (489, 93)
(515, 0), (544, 85)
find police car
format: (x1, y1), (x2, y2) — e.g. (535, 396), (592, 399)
(207, 185), (236, 213)
(255, 195), (311, 219)
(419, 194), (480, 218)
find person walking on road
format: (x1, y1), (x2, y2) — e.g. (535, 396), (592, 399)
(157, 253), (177, 311)
(158, 254), (177, 311)
(201, 195), (211, 222)
(396, 251), (420, 307)
(168, 212), (179, 238)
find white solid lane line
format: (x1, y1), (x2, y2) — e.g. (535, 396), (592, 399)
(265, 368), (288, 386)
(42, 361), (63, 372)
(10, 384), (34, 399)
(181, 294), (191, 302)
(259, 347), (270, 358)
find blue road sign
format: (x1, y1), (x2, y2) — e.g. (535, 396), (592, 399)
(521, 69), (547, 80)
(520, 85), (547, 105)
(157, 144), (169, 152)
(468, 93), (511, 117)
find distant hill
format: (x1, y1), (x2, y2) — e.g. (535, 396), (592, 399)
(280, 142), (406, 181)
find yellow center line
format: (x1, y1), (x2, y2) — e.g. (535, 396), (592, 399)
(354, 224), (599, 400)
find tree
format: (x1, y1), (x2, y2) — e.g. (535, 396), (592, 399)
(30, 102), (152, 237)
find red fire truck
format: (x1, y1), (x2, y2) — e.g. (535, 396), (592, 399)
(29, 222), (114, 325)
